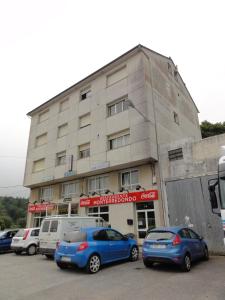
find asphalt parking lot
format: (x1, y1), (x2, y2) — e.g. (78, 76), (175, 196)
(0, 253), (225, 300)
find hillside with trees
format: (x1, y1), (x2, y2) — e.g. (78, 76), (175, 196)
(0, 197), (28, 230)
(201, 120), (225, 138)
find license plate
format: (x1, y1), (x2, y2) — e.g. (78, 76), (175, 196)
(151, 244), (166, 249)
(61, 256), (71, 262)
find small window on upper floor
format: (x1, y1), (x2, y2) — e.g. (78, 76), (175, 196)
(40, 186), (53, 202)
(168, 148), (183, 161)
(79, 113), (91, 129)
(59, 98), (69, 112)
(57, 123), (68, 138)
(173, 111), (179, 125)
(121, 169), (139, 191)
(33, 158), (45, 173)
(38, 110), (49, 123)
(35, 133), (47, 147)
(56, 151), (66, 166)
(80, 87), (91, 101)
(79, 143), (90, 159)
(108, 130), (130, 150)
(108, 96), (129, 117)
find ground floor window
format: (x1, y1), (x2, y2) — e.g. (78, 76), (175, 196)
(87, 206), (109, 222)
(33, 212), (46, 227)
(136, 201), (155, 239)
(57, 203), (78, 215)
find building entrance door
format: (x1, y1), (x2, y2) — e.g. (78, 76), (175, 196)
(136, 202), (155, 239)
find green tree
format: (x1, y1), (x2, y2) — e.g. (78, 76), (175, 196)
(201, 120), (225, 138)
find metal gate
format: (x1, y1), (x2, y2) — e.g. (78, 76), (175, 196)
(166, 175), (225, 254)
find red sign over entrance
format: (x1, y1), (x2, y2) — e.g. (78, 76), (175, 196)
(28, 203), (55, 213)
(80, 190), (158, 207)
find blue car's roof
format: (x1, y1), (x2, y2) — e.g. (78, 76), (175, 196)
(80, 227), (109, 233)
(150, 226), (187, 234)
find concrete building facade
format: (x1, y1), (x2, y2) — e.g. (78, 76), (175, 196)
(24, 45), (201, 242)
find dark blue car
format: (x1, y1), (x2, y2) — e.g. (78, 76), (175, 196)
(142, 226), (209, 272)
(55, 227), (139, 273)
(0, 229), (19, 253)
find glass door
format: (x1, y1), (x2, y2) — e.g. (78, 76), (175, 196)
(136, 202), (155, 239)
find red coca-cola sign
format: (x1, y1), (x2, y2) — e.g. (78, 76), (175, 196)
(80, 190), (158, 207)
(28, 203), (55, 213)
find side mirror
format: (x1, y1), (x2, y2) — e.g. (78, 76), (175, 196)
(198, 236), (203, 241)
(123, 236), (128, 241)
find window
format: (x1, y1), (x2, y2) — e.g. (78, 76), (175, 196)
(79, 143), (90, 159)
(30, 229), (40, 237)
(80, 87), (91, 101)
(50, 220), (58, 232)
(168, 148), (183, 161)
(40, 186), (53, 201)
(79, 113), (91, 128)
(121, 170), (139, 190)
(59, 99), (69, 112)
(33, 158), (45, 173)
(62, 181), (80, 198)
(57, 123), (68, 138)
(38, 110), (49, 123)
(188, 229), (199, 239)
(108, 97), (129, 117)
(179, 229), (191, 239)
(35, 133), (47, 147)
(173, 111), (179, 125)
(33, 212), (45, 227)
(108, 130), (130, 150)
(42, 220), (50, 232)
(93, 230), (108, 241)
(88, 176), (108, 194)
(88, 206), (109, 222)
(107, 66), (127, 86)
(106, 229), (124, 241)
(56, 151), (66, 166)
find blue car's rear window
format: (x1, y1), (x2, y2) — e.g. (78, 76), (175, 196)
(146, 231), (175, 241)
(63, 231), (87, 243)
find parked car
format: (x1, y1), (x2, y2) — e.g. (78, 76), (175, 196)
(142, 226), (209, 272)
(0, 229), (19, 253)
(55, 227), (139, 273)
(11, 227), (40, 255)
(39, 216), (107, 259)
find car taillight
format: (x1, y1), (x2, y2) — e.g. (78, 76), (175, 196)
(56, 241), (60, 249)
(23, 230), (29, 240)
(172, 234), (181, 246)
(77, 242), (89, 251)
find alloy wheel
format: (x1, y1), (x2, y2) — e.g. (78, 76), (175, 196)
(89, 255), (100, 273)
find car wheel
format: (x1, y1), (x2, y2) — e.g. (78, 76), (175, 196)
(86, 254), (101, 274)
(143, 260), (153, 268)
(27, 245), (37, 256)
(129, 246), (139, 261)
(181, 254), (191, 272)
(203, 247), (209, 261)
(56, 262), (68, 269)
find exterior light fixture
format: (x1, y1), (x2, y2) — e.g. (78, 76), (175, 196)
(104, 189), (114, 194)
(91, 191), (101, 196)
(119, 187), (129, 193)
(80, 193), (89, 197)
(136, 185), (146, 191)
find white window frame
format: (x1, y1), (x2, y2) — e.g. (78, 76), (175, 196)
(79, 143), (90, 159)
(61, 181), (80, 198)
(40, 186), (53, 202)
(56, 151), (66, 166)
(32, 158), (45, 173)
(108, 131), (130, 150)
(88, 175), (108, 194)
(79, 113), (91, 129)
(57, 123), (68, 138)
(35, 133), (47, 147)
(108, 96), (128, 117)
(59, 98), (69, 112)
(38, 110), (49, 123)
(87, 206), (109, 222)
(120, 169), (139, 191)
(80, 87), (91, 101)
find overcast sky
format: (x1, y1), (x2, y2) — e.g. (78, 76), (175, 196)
(0, 0), (224, 197)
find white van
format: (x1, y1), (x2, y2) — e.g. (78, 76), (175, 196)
(39, 216), (107, 258)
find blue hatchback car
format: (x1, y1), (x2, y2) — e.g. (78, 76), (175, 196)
(0, 229), (19, 253)
(142, 226), (209, 272)
(55, 227), (139, 273)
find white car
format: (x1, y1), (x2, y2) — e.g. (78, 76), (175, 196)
(11, 227), (40, 255)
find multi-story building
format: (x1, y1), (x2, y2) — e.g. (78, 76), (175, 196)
(24, 44), (201, 242)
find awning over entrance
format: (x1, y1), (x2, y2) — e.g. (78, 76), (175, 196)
(80, 190), (158, 207)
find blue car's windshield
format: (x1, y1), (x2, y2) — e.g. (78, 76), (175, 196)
(146, 231), (175, 241)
